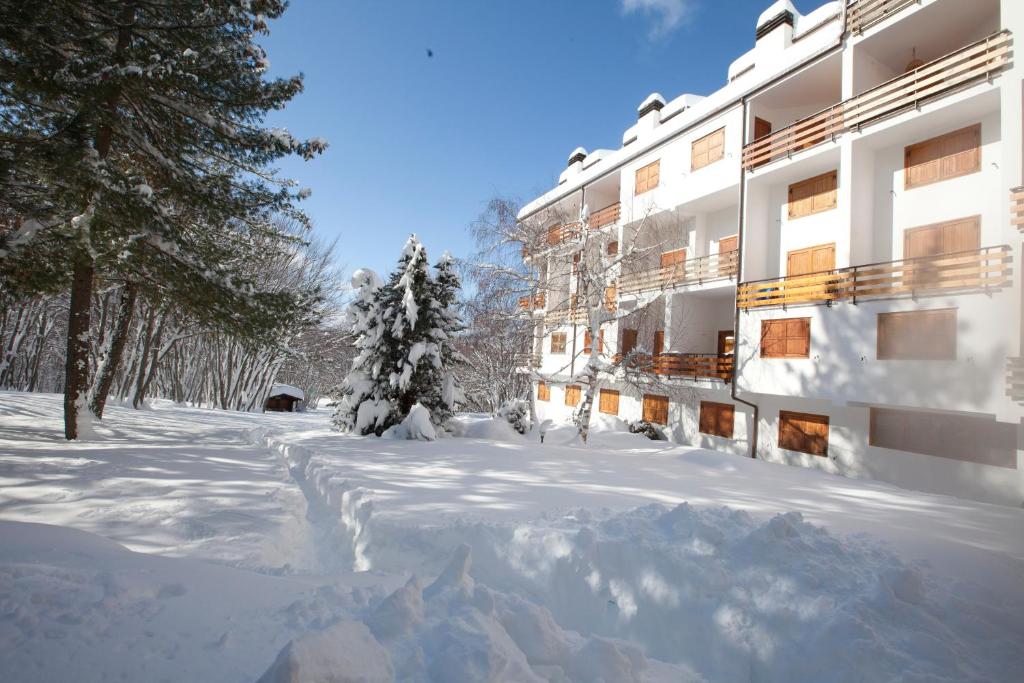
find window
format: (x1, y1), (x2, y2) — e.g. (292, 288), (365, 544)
(869, 407), (1016, 469)
(565, 385), (581, 407)
(877, 309), (956, 360)
(642, 394), (669, 425)
(691, 127), (725, 171)
(760, 318), (810, 358)
(537, 381), (550, 402)
(718, 235), (738, 253)
(634, 160), (660, 195)
(903, 216), (980, 259)
(620, 329), (638, 356)
(778, 411), (829, 456)
(607, 241), (619, 256)
(583, 329), (604, 354)
(786, 243), (835, 277)
(904, 124), (981, 190)
(550, 332), (567, 354)
(699, 401), (734, 438)
(599, 389), (620, 415)
(788, 171), (837, 219)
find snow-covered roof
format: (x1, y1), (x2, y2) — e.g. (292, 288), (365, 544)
(268, 384), (304, 400)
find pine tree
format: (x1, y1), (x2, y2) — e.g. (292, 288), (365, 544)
(0, 0), (325, 438)
(333, 236), (465, 436)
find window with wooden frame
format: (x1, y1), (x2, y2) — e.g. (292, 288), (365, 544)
(869, 407), (1016, 469)
(634, 160), (660, 195)
(786, 243), (835, 277)
(620, 329), (638, 357)
(607, 241), (619, 256)
(760, 318), (810, 358)
(550, 332), (567, 354)
(691, 127), (725, 171)
(778, 411), (829, 456)
(564, 384), (581, 407)
(642, 394), (669, 425)
(583, 329), (604, 354)
(788, 170), (837, 220)
(699, 401), (734, 438)
(877, 309), (956, 360)
(904, 124), (981, 190)
(598, 389), (620, 416)
(537, 381), (550, 402)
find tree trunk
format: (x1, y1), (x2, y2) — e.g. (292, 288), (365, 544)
(90, 282), (138, 418)
(64, 253), (95, 440)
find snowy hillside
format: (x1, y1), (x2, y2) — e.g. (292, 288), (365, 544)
(1, 392), (1022, 682)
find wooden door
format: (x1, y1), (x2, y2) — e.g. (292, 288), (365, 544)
(718, 235), (738, 253)
(653, 330), (664, 357)
(754, 117), (772, 140)
(660, 248), (687, 283)
(642, 394), (669, 425)
(787, 243), (835, 276)
(717, 330), (735, 355)
(620, 329), (638, 357)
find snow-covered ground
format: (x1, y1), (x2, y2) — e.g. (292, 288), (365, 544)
(1, 393), (1023, 682)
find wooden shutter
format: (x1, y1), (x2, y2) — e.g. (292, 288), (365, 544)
(691, 127), (725, 171)
(621, 329), (638, 356)
(778, 411), (829, 456)
(634, 160), (660, 195)
(604, 284), (617, 312)
(699, 401), (735, 438)
(598, 389), (620, 415)
(537, 381), (550, 401)
(787, 243), (835, 276)
(877, 309), (956, 360)
(788, 171), (837, 220)
(718, 235), (738, 253)
(653, 330), (665, 356)
(583, 329), (604, 354)
(869, 407), (1016, 468)
(642, 394), (669, 425)
(550, 332), (566, 354)
(903, 216), (980, 259)
(607, 241), (619, 256)
(904, 124), (981, 190)
(761, 318), (810, 358)
(564, 385), (581, 406)
(660, 248), (687, 267)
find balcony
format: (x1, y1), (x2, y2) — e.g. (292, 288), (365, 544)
(616, 353), (734, 382)
(517, 293), (545, 312)
(588, 202), (621, 230)
(846, 0), (917, 34)
(514, 352), (543, 369)
(1008, 357), (1024, 404)
(737, 245), (1011, 310)
(742, 31), (1011, 170)
(1012, 187), (1024, 232)
(620, 250), (738, 295)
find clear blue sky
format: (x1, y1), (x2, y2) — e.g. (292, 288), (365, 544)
(260, 0), (820, 278)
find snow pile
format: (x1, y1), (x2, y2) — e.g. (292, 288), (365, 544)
(258, 544), (700, 683)
(381, 403), (437, 441)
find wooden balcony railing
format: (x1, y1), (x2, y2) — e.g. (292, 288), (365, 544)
(742, 31), (1011, 170)
(517, 293), (545, 311)
(544, 305), (587, 326)
(1007, 357), (1024, 404)
(514, 352), (544, 368)
(546, 222), (582, 246)
(846, 0), (917, 34)
(619, 250), (738, 294)
(588, 202), (621, 230)
(737, 245), (1012, 310)
(1012, 186), (1024, 232)
(615, 353), (734, 382)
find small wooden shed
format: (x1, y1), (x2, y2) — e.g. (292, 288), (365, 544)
(265, 384), (304, 412)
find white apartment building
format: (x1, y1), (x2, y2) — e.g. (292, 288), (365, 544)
(517, 0), (1024, 506)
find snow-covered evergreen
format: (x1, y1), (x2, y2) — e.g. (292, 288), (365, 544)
(333, 236), (465, 436)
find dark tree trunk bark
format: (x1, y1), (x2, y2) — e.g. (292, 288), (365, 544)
(64, 253), (95, 440)
(91, 282), (138, 418)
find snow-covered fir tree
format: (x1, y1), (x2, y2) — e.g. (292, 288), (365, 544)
(332, 235), (465, 437)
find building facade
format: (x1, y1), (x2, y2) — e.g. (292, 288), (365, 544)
(517, 0), (1024, 506)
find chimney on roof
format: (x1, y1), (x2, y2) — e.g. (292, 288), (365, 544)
(567, 147), (587, 167)
(635, 93), (666, 141)
(755, 1), (796, 52)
